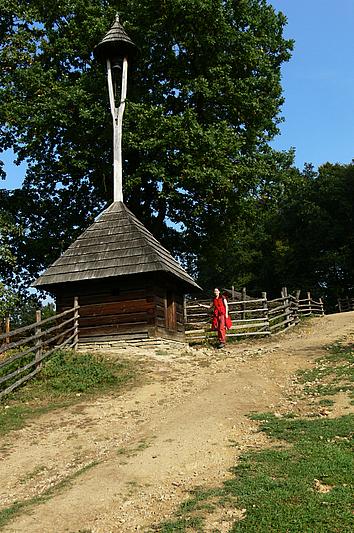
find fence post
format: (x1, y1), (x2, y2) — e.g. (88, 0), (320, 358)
(319, 297), (324, 316)
(35, 310), (42, 369)
(241, 287), (247, 319)
(295, 290), (300, 322)
(73, 296), (79, 350)
(283, 287), (291, 327)
(5, 317), (10, 344)
(337, 298), (342, 313)
(231, 285), (235, 300)
(307, 291), (311, 314)
(262, 292), (270, 335)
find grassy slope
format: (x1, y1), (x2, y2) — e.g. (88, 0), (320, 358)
(155, 342), (354, 533)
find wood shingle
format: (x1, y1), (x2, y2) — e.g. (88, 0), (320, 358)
(33, 202), (200, 291)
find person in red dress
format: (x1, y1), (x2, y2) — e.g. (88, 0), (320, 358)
(211, 288), (229, 348)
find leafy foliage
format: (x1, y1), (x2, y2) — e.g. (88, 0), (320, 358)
(0, 0), (294, 289)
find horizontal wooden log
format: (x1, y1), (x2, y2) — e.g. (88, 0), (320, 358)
(269, 318), (292, 331)
(227, 331), (271, 337)
(268, 304), (287, 315)
(269, 312), (288, 323)
(187, 298), (266, 310)
(228, 298), (266, 305)
(269, 296), (287, 304)
(186, 328), (208, 335)
(60, 290), (149, 307)
(0, 306), (77, 342)
(229, 307), (266, 314)
(228, 322), (269, 330)
(0, 332), (76, 397)
(79, 323), (149, 337)
(187, 330), (271, 340)
(79, 332), (149, 343)
(0, 344), (36, 370)
(79, 300), (153, 317)
(79, 311), (149, 327)
(271, 321), (298, 336)
(0, 366), (41, 399)
(0, 356), (36, 386)
(0, 316), (76, 355)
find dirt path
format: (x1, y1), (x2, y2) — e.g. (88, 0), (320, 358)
(1, 312), (353, 532)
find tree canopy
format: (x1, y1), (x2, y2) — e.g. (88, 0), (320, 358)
(3, 1), (353, 309)
(0, 0), (294, 290)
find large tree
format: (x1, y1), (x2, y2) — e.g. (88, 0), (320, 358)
(0, 0), (293, 288)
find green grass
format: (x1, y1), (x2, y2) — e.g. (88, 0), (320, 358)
(152, 340), (354, 532)
(297, 342), (354, 398)
(0, 349), (137, 437)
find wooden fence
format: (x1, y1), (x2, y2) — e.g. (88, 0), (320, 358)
(337, 296), (354, 313)
(0, 298), (79, 399)
(186, 289), (324, 342)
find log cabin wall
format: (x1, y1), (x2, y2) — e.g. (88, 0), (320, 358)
(54, 276), (155, 343)
(53, 274), (186, 344)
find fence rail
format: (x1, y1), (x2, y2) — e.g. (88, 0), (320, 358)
(337, 297), (354, 313)
(186, 289), (324, 343)
(0, 298), (79, 399)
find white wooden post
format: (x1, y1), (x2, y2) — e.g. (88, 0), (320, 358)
(107, 55), (128, 203)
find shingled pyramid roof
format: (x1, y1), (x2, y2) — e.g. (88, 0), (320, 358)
(93, 14), (137, 63)
(33, 202), (200, 290)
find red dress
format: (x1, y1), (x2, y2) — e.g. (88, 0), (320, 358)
(212, 296), (227, 344)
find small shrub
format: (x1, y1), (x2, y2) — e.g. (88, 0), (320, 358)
(39, 350), (121, 394)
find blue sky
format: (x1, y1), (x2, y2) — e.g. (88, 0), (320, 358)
(269, 0), (354, 169)
(1, 0), (353, 190)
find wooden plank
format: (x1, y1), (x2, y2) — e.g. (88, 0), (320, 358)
(60, 290), (149, 307)
(79, 311), (149, 327)
(79, 300), (153, 317)
(79, 333), (149, 343)
(79, 323), (149, 337)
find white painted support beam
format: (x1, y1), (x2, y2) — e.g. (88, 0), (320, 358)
(106, 56), (129, 203)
